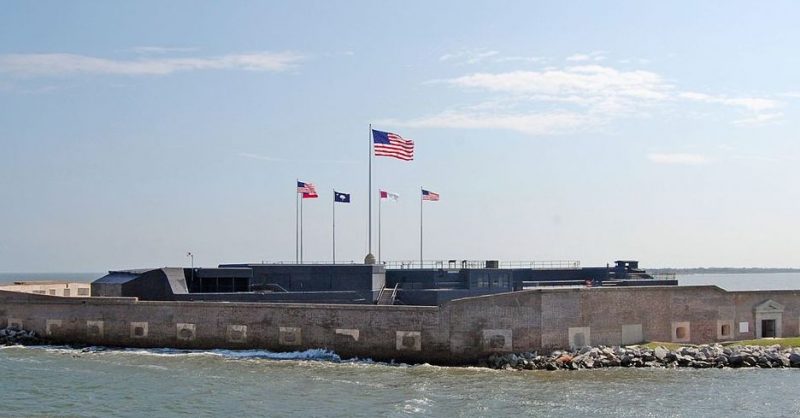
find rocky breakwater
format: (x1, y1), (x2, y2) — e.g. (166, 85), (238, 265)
(1, 327), (44, 346)
(485, 344), (800, 371)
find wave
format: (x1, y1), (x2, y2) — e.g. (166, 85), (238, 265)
(14, 345), (375, 363)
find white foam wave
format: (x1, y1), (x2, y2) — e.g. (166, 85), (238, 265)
(26, 345), (349, 362)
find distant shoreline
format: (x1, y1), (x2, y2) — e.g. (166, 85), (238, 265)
(650, 268), (800, 275)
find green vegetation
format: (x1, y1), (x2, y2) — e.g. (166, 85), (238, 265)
(639, 338), (800, 349)
(641, 342), (692, 350)
(721, 337), (800, 348)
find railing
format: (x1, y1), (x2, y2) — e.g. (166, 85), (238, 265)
(250, 259), (581, 270)
(383, 260), (581, 270)
(389, 283), (399, 304)
(376, 283), (399, 305)
(649, 272), (677, 281)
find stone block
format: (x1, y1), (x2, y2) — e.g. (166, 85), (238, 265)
(176, 323), (196, 341)
(716, 320), (734, 340)
(396, 331), (421, 351)
(481, 329), (512, 352)
(568, 327), (591, 349)
(226, 325), (247, 343)
(621, 324), (643, 345)
(671, 321), (691, 343)
(279, 326), (302, 346)
(45, 319), (62, 336)
(130, 322), (148, 339)
(335, 328), (360, 341)
(86, 320), (104, 338)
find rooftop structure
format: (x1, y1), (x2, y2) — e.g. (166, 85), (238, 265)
(91, 260), (675, 306)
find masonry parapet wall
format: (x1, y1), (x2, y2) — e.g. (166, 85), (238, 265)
(2, 286), (799, 364)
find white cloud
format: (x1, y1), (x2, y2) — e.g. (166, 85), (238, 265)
(647, 153), (710, 165)
(733, 112), (784, 126)
(678, 91), (779, 112)
(447, 66), (671, 101)
(566, 51), (606, 62)
(131, 46), (198, 54)
(393, 60), (784, 135)
(494, 55), (546, 63)
(387, 110), (594, 136)
(439, 49), (500, 64)
(0, 51), (304, 76)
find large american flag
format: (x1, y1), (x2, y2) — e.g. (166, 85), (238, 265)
(372, 129), (414, 161)
(421, 189), (439, 201)
(297, 181), (318, 198)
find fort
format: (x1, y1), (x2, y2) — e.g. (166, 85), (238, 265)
(1, 260), (799, 365)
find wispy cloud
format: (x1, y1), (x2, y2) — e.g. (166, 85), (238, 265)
(0, 51), (304, 77)
(678, 91), (779, 112)
(130, 46), (199, 54)
(238, 152), (358, 165)
(385, 110), (594, 136)
(647, 153), (710, 165)
(388, 60), (784, 135)
(439, 49), (500, 64)
(566, 51), (606, 62)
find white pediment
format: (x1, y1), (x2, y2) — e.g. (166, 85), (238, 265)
(755, 299), (784, 313)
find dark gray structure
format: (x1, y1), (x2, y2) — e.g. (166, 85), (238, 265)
(92, 264), (384, 304)
(91, 260), (674, 306)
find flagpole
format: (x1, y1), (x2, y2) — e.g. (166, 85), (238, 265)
(420, 186), (423, 268)
(300, 193), (304, 264)
(366, 124), (375, 264)
(378, 193), (382, 264)
(295, 179), (299, 264)
(332, 189), (336, 264)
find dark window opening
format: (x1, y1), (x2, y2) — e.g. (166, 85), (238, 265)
(761, 319), (776, 338)
(720, 324), (731, 337)
(675, 326), (688, 340)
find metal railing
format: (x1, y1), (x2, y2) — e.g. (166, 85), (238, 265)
(382, 260), (581, 270)
(250, 259), (581, 270)
(649, 272), (677, 281)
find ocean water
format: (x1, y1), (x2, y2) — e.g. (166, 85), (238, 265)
(1, 345), (799, 417)
(2, 272), (800, 417)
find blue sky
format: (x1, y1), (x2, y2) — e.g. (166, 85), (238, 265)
(2, 1), (799, 272)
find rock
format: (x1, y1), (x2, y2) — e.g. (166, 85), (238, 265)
(620, 354), (631, 367)
(789, 353), (800, 367)
(654, 347), (668, 361)
(728, 354), (744, 367)
(556, 354), (573, 365)
(776, 355), (790, 368)
(545, 362), (558, 371)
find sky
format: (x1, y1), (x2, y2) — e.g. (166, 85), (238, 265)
(2, 1), (800, 272)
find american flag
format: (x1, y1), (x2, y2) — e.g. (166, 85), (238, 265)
(421, 189), (439, 201)
(372, 129), (414, 161)
(297, 181), (318, 198)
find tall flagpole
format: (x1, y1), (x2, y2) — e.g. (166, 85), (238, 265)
(420, 186), (423, 268)
(365, 124), (375, 264)
(295, 179), (299, 263)
(300, 194), (304, 263)
(378, 193), (382, 264)
(332, 189), (336, 264)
